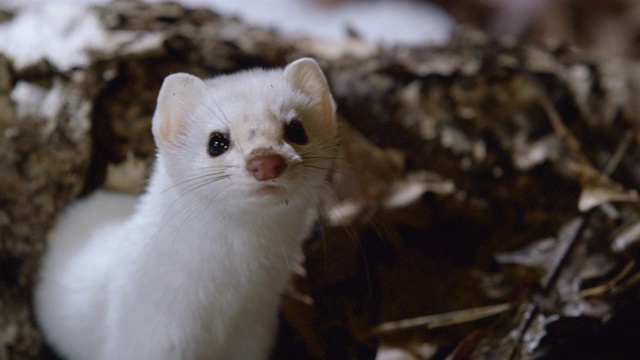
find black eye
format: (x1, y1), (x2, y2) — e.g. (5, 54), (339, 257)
(284, 119), (308, 145)
(208, 132), (230, 157)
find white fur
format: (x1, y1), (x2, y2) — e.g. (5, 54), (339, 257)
(34, 58), (337, 360)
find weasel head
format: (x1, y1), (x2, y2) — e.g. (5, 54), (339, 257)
(150, 58), (338, 210)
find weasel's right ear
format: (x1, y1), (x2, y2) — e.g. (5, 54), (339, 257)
(152, 73), (208, 152)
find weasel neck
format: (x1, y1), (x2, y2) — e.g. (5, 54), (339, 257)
(131, 159), (315, 259)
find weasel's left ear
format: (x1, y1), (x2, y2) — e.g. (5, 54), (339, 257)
(152, 73), (208, 152)
(284, 58), (336, 129)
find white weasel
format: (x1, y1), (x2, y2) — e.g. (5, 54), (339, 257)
(34, 58), (338, 360)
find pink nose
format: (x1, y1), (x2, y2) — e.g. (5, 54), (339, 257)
(246, 154), (286, 181)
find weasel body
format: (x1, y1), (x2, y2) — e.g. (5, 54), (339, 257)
(34, 58), (337, 360)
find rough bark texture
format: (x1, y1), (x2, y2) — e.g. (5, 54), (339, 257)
(2, 2), (640, 359)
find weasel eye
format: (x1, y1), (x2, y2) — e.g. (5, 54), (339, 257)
(208, 132), (230, 157)
(284, 119), (308, 145)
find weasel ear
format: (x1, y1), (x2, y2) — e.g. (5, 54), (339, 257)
(152, 73), (208, 151)
(284, 58), (336, 126)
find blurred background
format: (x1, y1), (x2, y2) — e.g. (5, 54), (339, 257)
(7, 0), (640, 58)
(3, 1), (640, 359)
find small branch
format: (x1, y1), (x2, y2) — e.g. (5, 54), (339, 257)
(603, 130), (633, 176)
(538, 91), (591, 167)
(370, 303), (513, 336)
(581, 260), (635, 297)
(540, 217), (587, 292)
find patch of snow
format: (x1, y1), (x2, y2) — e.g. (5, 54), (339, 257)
(0, 0), (454, 70)
(0, 3), (107, 71)
(162, 0), (454, 46)
(7, 0), (454, 46)
(11, 80), (56, 119)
